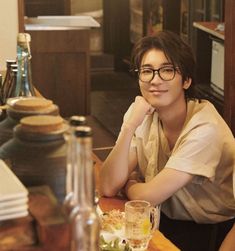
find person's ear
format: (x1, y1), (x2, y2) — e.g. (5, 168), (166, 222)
(183, 78), (192, 90)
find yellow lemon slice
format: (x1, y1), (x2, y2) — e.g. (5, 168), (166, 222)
(141, 218), (151, 235)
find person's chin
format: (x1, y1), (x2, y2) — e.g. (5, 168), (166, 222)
(145, 95), (166, 108)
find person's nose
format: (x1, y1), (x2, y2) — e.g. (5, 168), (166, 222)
(151, 71), (163, 84)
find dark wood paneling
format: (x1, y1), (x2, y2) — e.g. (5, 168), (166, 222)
(18, 0), (25, 32)
(103, 0), (131, 70)
(194, 28), (212, 85)
(27, 29), (90, 117)
(28, 30), (88, 53)
(224, 0), (235, 135)
(163, 0), (181, 33)
(24, 0), (71, 17)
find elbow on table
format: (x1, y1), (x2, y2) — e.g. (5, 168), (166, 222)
(99, 183), (119, 198)
(127, 191), (148, 201)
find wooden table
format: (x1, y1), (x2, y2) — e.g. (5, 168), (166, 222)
(94, 154), (180, 251)
(0, 155), (180, 251)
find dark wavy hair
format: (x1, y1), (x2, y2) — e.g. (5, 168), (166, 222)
(130, 30), (197, 99)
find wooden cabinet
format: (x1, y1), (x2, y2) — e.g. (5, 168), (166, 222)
(191, 0), (235, 136)
(26, 28), (91, 117)
(129, 0), (181, 39)
(103, 0), (181, 69)
(24, 0), (70, 17)
(178, 0), (224, 45)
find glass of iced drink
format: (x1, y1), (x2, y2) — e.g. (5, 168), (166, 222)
(125, 200), (158, 251)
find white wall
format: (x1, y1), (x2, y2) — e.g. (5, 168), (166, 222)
(0, 0), (18, 71)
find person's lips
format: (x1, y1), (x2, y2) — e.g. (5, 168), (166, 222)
(149, 89), (168, 95)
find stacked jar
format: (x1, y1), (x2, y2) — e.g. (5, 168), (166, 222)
(0, 96), (59, 146)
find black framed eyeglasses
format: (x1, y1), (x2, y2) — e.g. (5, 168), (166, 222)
(135, 66), (178, 83)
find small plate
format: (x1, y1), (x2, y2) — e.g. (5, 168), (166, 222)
(0, 160), (28, 202)
(0, 197), (28, 209)
(0, 210), (28, 221)
(0, 204), (28, 215)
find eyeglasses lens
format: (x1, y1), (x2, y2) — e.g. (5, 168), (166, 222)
(139, 67), (175, 82)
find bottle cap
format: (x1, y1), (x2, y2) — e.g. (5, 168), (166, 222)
(10, 64), (18, 70)
(12, 69), (18, 75)
(69, 115), (86, 126)
(74, 126), (93, 137)
(17, 33), (31, 43)
(6, 60), (16, 66)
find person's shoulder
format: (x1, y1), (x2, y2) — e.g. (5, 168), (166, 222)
(185, 99), (233, 139)
(188, 99), (218, 113)
(187, 99), (223, 124)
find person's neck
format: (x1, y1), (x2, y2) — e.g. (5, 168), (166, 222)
(158, 100), (188, 148)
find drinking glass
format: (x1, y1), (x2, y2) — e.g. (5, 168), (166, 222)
(125, 200), (158, 251)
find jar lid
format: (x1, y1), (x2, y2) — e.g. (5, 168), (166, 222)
(17, 33), (31, 43)
(6, 59), (16, 66)
(20, 115), (64, 133)
(11, 97), (53, 112)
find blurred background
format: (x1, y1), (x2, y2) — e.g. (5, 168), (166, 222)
(1, 0), (234, 140)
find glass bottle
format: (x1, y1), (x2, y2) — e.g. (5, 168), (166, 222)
(4, 64), (18, 99)
(0, 74), (2, 104)
(0, 60), (16, 104)
(64, 115), (87, 213)
(70, 126), (100, 251)
(7, 69), (18, 99)
(14, 33), (36, 97)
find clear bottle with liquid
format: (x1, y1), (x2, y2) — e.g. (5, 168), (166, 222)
(70, 126), (100, 251)
(64, 115), (87, 213)
(14, 33), (35, 97)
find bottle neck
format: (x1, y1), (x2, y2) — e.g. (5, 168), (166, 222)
(15, 43), (35, 97)
(73, 136), (94, 209)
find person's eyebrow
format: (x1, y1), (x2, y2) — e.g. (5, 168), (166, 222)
(141, 62), (174, 68)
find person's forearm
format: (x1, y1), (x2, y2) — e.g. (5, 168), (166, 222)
(125, 181), (161, 206)
(125, 167), (193, 206)
(219, 223), (235, 251)
(99, 124), (136, 197)
(125, 181), (146, 200)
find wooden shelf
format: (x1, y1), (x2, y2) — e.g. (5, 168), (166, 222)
(193, 21), (225, 40)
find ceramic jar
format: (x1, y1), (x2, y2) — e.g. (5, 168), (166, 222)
(0, 115), (68, 202)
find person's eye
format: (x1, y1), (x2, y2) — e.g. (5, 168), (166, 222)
(141, 69), (153, 74)
(161, 67), (174, 73)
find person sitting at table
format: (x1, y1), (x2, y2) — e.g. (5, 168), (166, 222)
(99, 30), (235, 251)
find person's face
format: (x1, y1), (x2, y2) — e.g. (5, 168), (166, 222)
(139, 49), (191, 110)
